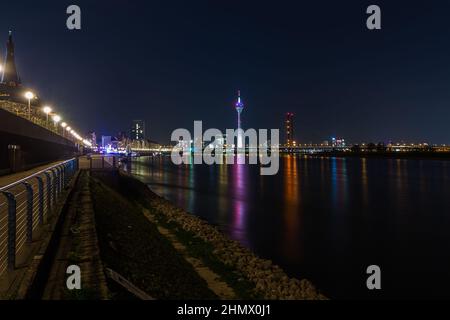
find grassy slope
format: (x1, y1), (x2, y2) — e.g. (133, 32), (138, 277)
(93, 171), (261, 299)
(90, 172), (217, 300)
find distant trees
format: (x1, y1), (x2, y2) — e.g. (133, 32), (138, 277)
(351, 144), (361, 153)
(351, 142), (387, 153)
(367, 143), (377, 152)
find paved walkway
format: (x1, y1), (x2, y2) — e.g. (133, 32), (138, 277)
(0, 160), (72, 189)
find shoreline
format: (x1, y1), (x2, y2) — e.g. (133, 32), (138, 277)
(291, 151), (450, 161)
(114, 170), (326, 300)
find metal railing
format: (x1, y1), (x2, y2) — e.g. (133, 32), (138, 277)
(79, 155), (121, 170)
(0, 158), (78, 276)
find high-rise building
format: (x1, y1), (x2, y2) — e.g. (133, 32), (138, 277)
(87, 131), (97, 148)
(235, 90), (244, 148)
(101, 135), (112, 149)
(285, 112), (295, 147)
(131, 120), (145, 141)
(1, 31), (21, 87)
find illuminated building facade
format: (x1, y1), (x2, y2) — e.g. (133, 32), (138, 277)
(285, 112), (295, 147)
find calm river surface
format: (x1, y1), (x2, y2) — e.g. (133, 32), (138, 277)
(127, 155), (450, 299)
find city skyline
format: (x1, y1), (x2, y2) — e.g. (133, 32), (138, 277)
(1, 1), (450, 144)
(1, 0), (450, 303)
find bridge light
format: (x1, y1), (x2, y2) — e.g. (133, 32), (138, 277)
(66, 126), (71, 131)
(61, 122), (67, 128)
(42, 106), (52, 114)
(42, 106), (52, 128)
(52, 114), (61, 123)
(24, 91), (34, 100)
(24, 91), (35, 120)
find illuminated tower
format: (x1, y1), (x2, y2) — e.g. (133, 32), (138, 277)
(285, 112), (294, 147)
(235, 90), (244, 148)
(1, 31), (21, 87)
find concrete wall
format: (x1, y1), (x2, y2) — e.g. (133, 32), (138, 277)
(0, 108), (78, 175)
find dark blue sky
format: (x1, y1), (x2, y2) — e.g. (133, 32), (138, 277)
(1, 0), (450, 144)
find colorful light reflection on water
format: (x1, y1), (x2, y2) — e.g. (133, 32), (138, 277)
(128, 155), (450, 299)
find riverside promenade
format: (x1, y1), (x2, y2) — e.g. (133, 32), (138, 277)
(0, 155), (325, 300)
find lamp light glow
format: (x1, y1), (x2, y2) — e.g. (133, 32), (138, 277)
(43, 106), (52, 114)
(52, 115), (61, 123)
(24, 91), (34, 100)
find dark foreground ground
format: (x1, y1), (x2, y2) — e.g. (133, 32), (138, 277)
(90, 171), (217, 299)
(42, 169), (323, 300)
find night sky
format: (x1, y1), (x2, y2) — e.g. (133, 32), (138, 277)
(1, 0), (450, 144)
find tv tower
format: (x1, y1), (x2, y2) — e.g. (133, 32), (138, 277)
(235, 90), (244, 148)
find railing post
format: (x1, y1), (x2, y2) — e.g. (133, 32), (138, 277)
(102, 156), (105, 169)
(50, 169), (57, 207)
(54, 167), (61, 195)
(22, 182), (33, 243)
(72, 158), (77, 176)
(66, 162), (72, 181)
(2, 192), (16, 270)
(56, 168), (61, 195)
(60, 164), (65, 189)
(58, 165), (64, 191)
(36, 176), (44, 225)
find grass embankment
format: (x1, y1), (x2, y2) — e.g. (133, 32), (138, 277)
(91, 171), (260, 299)
(90, 172), (217, 299)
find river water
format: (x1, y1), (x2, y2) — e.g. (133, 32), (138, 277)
(126, 155), (450, 299)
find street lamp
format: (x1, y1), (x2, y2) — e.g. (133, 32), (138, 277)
(52, 114), (61, 133)
(66, 126), (72, 141)
(24, 91), (35, 119)
(42, 106), (52, 128)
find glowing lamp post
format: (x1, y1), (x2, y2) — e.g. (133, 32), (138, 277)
(61, 122), (67, 137)
(66, 126), (72, 141)
(24, 91), (35, 119)
(52, 114), (61, 133)
(42, 106), (52, 128)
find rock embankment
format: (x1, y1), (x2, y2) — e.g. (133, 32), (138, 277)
(149, 197), (327, 300)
